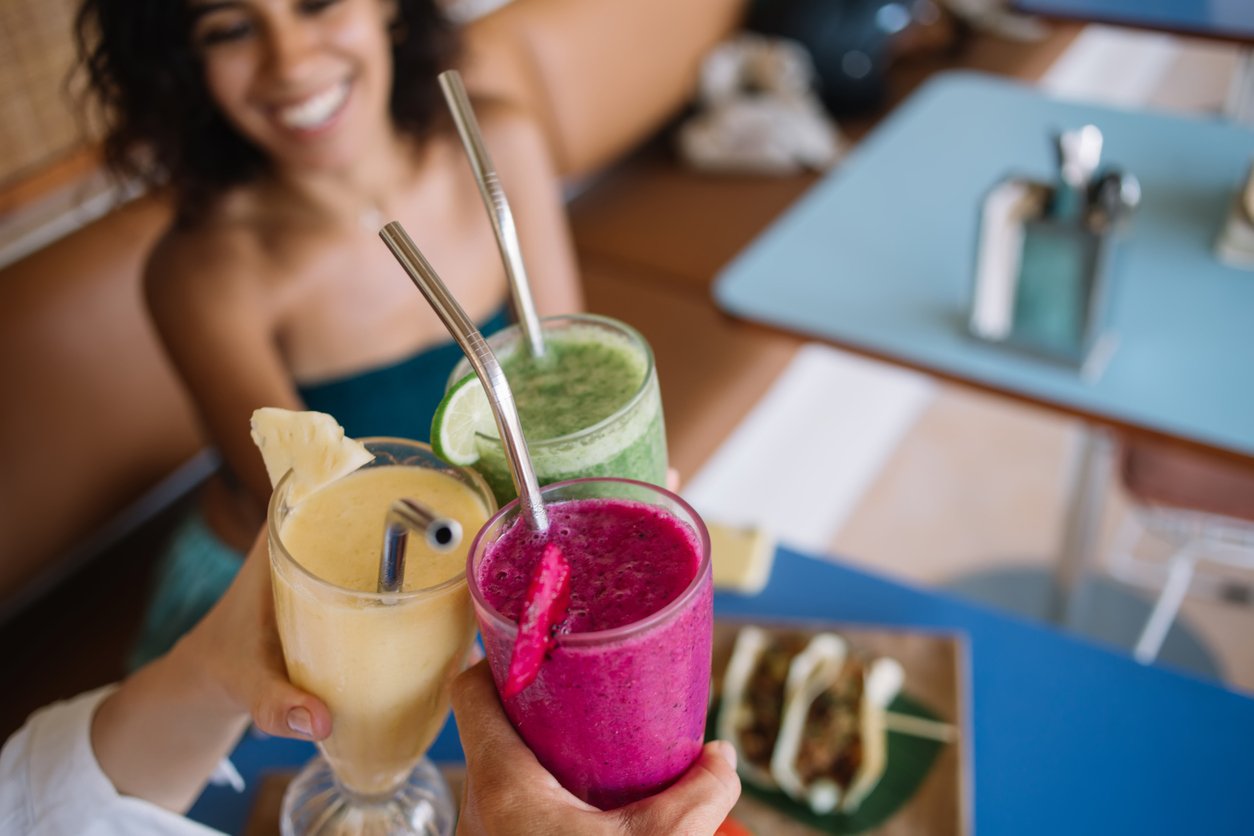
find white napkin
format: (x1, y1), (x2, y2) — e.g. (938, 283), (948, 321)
(683, 344), (935, 553)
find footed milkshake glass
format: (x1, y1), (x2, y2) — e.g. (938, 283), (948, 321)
(268, 439), (495, 835)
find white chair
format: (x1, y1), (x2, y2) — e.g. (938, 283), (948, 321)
(1106, 439), (1254, 665)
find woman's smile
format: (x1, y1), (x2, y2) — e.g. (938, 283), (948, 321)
(272, 79), (353, 134)
(195, 0), (395, 168)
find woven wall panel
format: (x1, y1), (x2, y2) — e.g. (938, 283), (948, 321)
(0, 0), (88, 190)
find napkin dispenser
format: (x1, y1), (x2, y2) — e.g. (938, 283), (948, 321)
(968, 125), (1138, 372)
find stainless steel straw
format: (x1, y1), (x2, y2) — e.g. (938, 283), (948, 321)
(379, 221), (549, 532)
(438, 69), (546, 359)
(378, 498), (463, 594)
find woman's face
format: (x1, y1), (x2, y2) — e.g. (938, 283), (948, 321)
(189, 0), (397, 173)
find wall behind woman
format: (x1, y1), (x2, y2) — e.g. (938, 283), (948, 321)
(0, 0), (509, 193)
(0, 0), (87, 189)
(0, 0), (505, 266)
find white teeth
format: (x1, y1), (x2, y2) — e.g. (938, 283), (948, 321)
(276, 82), (349, 130)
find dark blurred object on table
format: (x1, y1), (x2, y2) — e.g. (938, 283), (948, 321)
(746, 0), (961, 115)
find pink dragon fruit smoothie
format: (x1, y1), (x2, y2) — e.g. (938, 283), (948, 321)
(467, 478), (713, 810)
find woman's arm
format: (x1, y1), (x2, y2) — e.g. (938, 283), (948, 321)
(482, 102), (583, 316)
(90, 531), (330, 813)
(461, 0), (747, 180)
(144, 229), (303, 517)
(87, 640), (251, 813)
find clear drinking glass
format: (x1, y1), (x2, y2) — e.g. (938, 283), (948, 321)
(268, 439), (495, 835)
(447, 313), (668, 505)
(467, 477), (713, 809)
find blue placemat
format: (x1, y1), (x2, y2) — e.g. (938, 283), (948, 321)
(715, 547), (1254, 835)
(715, 71), (1254, 458)
(190, 546), (1254, 834)
(1012, 0), (1254, 43)
(188, 717), (464, 833)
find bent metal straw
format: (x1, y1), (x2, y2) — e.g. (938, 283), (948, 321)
(378, 221), (548, 532)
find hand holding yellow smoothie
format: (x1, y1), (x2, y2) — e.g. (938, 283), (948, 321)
(252, 408), (494, 835)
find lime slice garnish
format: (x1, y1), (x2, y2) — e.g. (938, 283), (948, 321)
(431, 373), (495, 466)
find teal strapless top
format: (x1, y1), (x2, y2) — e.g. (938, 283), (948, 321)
(130, 305), (512, 671)
(297, 305), (511, 443)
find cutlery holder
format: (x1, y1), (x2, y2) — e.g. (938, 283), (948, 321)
(968, 174), (1126, 370)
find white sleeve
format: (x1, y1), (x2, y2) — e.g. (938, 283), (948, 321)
(0, 686), (225, 836)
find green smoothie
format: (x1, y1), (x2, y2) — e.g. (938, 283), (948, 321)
(446, 314), (667, 504)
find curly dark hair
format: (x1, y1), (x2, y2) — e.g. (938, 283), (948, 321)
(74, 0), (460, 214)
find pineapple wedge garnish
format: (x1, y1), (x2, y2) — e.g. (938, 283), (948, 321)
(249, 407), (372, 503)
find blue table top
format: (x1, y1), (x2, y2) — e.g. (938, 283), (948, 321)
(714, 72), (1254, 460)
(1012, 0), (1254, 43)
(190, 547), (1254, 835)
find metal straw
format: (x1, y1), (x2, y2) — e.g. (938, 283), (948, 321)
(438, 69), (546, 359)
(379, 221), (548, 531)
(378, 498), (463, 594)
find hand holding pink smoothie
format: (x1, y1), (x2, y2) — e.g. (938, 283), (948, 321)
(468, 478), (714, 810)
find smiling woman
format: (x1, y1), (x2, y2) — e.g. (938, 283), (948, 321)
(78, 0), (457, 211)
(189, 0), (405, 176)
(70, 0), (745, 669)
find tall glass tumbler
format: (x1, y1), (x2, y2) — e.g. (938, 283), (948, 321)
(446, 313), (668, 505)
(467, 477), (713, 810)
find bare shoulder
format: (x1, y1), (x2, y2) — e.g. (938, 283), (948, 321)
(143, 209), (271, 327)
(470, 98), (554, 170)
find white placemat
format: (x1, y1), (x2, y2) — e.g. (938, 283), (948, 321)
(682, 344), (935, 553)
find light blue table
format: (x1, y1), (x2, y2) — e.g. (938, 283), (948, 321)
(189, 547), (1254, 834)
(715, 71), (1254, 460)
(714, 71), (1254, 623)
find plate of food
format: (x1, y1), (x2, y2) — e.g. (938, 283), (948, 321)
(711, 620), (971, 835)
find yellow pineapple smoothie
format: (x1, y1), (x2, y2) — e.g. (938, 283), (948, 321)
(268, 447), (493, 797)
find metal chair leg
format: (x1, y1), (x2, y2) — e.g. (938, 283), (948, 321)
(1106, 510), (1147, 585)
(1132, 544), (1199, 665)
